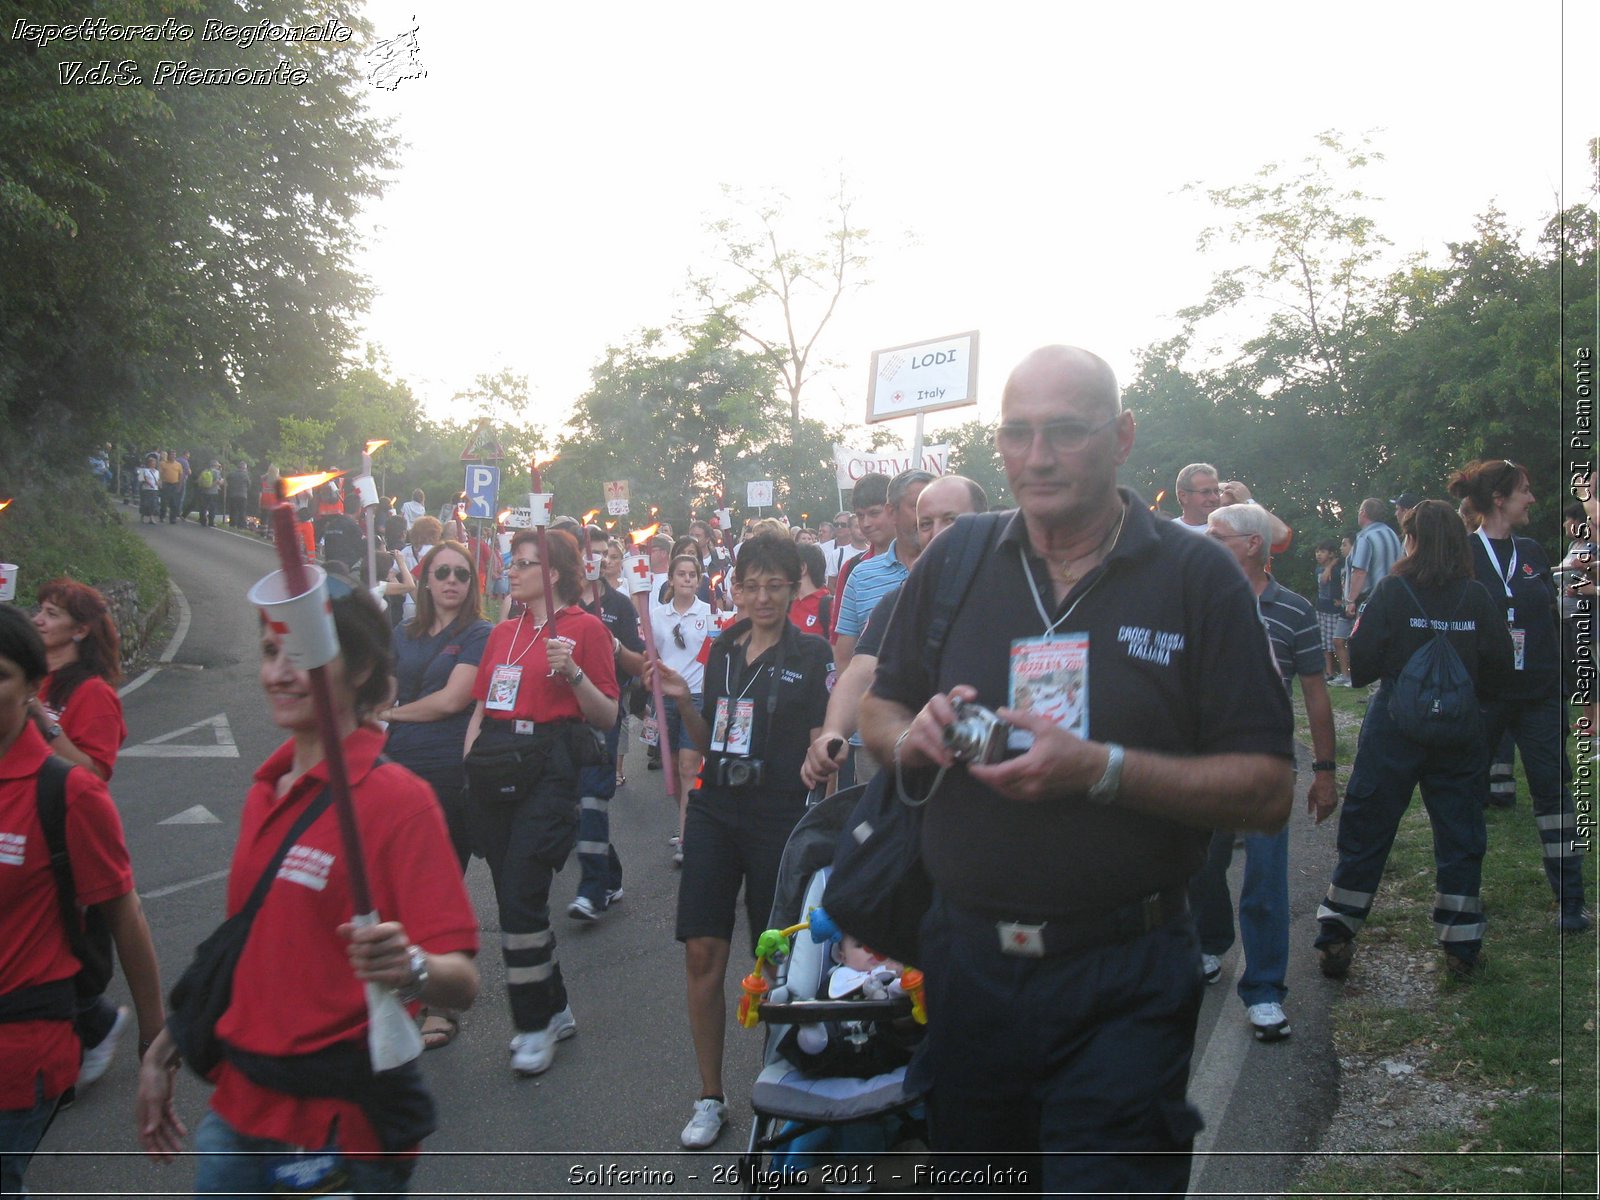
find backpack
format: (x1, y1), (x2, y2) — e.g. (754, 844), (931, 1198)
(36, 756), (116, 999)
(815, 592), (832, 640)
(1386, 579), (1481, 747)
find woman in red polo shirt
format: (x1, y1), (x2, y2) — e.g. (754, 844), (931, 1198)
(463, 528), (619, 1077)
(0, 606), (163, 1196)
(135, 585), (479, 1195)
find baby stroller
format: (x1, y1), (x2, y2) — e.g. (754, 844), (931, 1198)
(735, 786), (928, 1195)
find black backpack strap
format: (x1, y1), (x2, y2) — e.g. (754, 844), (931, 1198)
(923, 512), (1009, 666)
(817, 592), (832, 640)
(237, 787), (336, 925)
(36, 755), (87, 960)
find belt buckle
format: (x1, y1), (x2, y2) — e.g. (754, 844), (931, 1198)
(997, 921), (1046, 957)
(515, 719), (536, 735)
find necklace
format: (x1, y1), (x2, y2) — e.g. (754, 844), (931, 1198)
(1038, 502), (1127, 589)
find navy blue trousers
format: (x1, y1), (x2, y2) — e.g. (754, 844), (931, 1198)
(1482, 695), (1586, 905)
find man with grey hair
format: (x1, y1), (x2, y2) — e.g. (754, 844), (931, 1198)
(1175, 462), (1293, 549)
(862, 345), (1293, 1194)
(1344, 497), (1403, 620)
(1194, 503), (1338, 1042)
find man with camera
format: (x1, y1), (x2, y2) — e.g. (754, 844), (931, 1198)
(860, 345), (1294, 1196)
(646, 534), (834, 1151)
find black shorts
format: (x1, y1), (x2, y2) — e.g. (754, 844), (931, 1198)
(675, 786), (808, 956)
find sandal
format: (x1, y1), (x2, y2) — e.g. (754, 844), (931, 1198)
(420, 1008), (460, 1050)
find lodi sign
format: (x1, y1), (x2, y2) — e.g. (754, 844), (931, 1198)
(866, 330), (979, 424)
(834, 444), (950, 489)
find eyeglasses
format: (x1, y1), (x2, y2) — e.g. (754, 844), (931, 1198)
(1205, 530), (1254, 542)
(433, 565), (471, 583)
(737, 581), (793, 598)
(1182, 486), (1222, 498)
(508, 558), (540, 571)
(996, 414), (1119, 455)
(672, 623), (686, 649)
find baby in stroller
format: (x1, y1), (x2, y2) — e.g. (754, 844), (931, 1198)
(781, 929), (921, 1078)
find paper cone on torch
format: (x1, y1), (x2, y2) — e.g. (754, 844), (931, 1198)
(0, 562), (16, 603)
(528, 458), (558, 630)
(625, 527), (677, 798)
(264, 477), (422, 1070)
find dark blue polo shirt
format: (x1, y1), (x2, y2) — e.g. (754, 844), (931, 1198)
(871, 489), (1294, 917)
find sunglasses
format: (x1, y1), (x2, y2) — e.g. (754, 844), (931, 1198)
(432, 565), (471, 583)
(673, 623), (686, 649)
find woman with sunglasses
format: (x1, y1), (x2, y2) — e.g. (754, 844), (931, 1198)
(1448, 460), (1590, 932)
(135, 584), (479, 1194)
(1, 606), (164, 1197)
(651, 553), (713, 865)
(463, 529), (619, 1076)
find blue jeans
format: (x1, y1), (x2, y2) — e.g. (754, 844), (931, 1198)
(0, 1077), (60, 1197)
(193, 1109), (413, 1196)
(1482, 695), (1586, 904)
(1189, 825), (1289, 1006)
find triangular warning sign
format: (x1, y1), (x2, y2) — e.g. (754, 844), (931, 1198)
(122, 713), (240, 759)
(460, 419), (506, 461)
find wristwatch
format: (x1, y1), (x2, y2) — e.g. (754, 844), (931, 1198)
(1087, 743), (1125, 806)
(1312, 760), (1337, 773)
(567, 667), (586, 688)
(39, 718), (63, 741)
(396, 944), (429, 1004)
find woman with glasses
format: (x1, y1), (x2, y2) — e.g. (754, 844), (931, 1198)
(378, 542), (492, 1049)
(651, 553), (713, 865)
(462, 529), (619, 1076)
(646, 534), (833, 1149)
(1448, 460), (1590, 933)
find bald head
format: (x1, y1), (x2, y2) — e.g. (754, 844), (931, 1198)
(1002, 345), (1122, 420)
(916, 474), (988, 544)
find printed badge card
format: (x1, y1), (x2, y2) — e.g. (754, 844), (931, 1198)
(1009, 633), (1090, 739)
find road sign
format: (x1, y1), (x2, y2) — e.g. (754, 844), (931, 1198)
(459, 419), (506, 461)
(464, 464), (500, 518)
(867, 330), (980, 423)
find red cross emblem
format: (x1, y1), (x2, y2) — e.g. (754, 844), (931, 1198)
(629, 557), (650, 581)
(263, 614), (290, 637)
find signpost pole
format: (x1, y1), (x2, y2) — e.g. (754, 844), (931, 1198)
(910, 411), (926, 472)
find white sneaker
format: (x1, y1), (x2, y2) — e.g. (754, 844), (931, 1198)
(1329, 674), (1351, 687)
(1246, 1001), (1291, 1042)
(1201, 954), (1222, 984)
(606, 888), (625, 905)
(673, 848), (683, 867)
(680, 1097), (728, 1149)
(509, 1007), (576, 1075)
(76, 1005), (130, 1087)
(567, 896), (600, 922)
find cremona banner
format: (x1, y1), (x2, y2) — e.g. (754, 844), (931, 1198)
(834, 443), (950, 489)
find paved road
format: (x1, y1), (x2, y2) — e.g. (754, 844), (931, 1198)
(29, 516), (1341, 1197)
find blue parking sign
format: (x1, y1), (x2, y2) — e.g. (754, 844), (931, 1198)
(464, 464), (500, 519)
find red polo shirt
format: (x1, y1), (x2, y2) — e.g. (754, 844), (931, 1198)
(472, 606), (619, 725)
(39, 673), (126, 781)
(0, 725), (133, 1108)
(209, 726), (478, 1154)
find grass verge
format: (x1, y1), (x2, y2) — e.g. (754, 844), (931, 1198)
(1291, 683), (1597, 1196)
(2, 474), (167, 611)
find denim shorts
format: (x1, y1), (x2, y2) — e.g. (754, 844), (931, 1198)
(661, 693), (701, 755)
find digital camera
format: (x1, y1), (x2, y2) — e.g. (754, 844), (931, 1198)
(714, 757), (766, 788)
(943, 699), (1033, 765)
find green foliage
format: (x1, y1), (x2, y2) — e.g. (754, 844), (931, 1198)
(941, 419), (1012, 509)
(0, 0), (396, 479)
(2, 471), (167, 612)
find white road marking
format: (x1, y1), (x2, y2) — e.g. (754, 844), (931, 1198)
(118, 580), (191, 699)
(122, 712), (239, 758)
(159, 804), (222, 825)
(140, 868), (230, 899)
(1188, 955), (1256, 1193)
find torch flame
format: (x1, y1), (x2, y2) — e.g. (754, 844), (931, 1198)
(532, 453), (558, 470)
(496, 509), (512, 524)
(280, 470), (345, 498)
(605, 520), (617, 530)
(0, 499), (11, 514)
(630, 522), (660, 547)
(1151, 489), (1167, 512)
(581, 508), (600, 524)
(364, 439), (390, 456)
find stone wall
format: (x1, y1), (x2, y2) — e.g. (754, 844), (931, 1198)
(99, 579), (169, 675)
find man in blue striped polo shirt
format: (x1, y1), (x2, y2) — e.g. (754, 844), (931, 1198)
(1191, 502), (1338, 1042)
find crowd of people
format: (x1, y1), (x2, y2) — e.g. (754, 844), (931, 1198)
(4, 344), (1593, 1196)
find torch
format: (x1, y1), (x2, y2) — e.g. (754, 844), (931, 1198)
(0, 499), (15, 603)
(581, 509), (603, 605)
(624, 524), (676, 798)
(529, 457), (558, 628)
(357, 440), (388, 594)
(253, 470), (422, 1070)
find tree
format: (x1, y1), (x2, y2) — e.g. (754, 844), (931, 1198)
(693, 179), (870, 496)
(941, 419), (1012, 510)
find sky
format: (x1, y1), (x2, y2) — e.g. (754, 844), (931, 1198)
(349, 0), (1596, 447)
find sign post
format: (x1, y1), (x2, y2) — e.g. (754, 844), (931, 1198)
(866, 330), (979, 477)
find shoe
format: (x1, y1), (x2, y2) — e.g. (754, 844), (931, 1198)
(647, 758), (662, 771)
(680, 1097), (728, 1149)
(1559, 899), (1591, 934)
(77, 1005), (130, 1087)
(510, 1007), (576, 1076)
(1443, 952), (1478, 980)
(1246, 1002), (1291, 1041)
(1329, 674), (1350, 687)
(673, 848), (684, 867)
(1201, 953), (1222, 984)
(606, 888), (625, 905)
(568, 896), (601, 922)
(668, 835), (681, 847)
(1318, 939), (1354, 979)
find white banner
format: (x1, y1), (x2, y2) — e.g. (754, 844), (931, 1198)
(834, 443), (951, 489)
(867, 330), (979, 423)
(747, 480), (774, 507)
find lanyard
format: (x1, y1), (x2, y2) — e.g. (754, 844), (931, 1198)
(501, 608), (557, 668)
(1475, 528), (1518, 599)
(724, 643), (772, 704)
(1020, 508), (1124, 634)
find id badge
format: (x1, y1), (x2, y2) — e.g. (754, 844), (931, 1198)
(641, 712), (659, 747)
(709, 697), (731, 752)
(1510, 627), (1526, 671)
(269, 1149), (350, 1196)
(1008, 633), (1091, 740)
(726, 698), (755, 757)
(485, 664), (523, 712)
